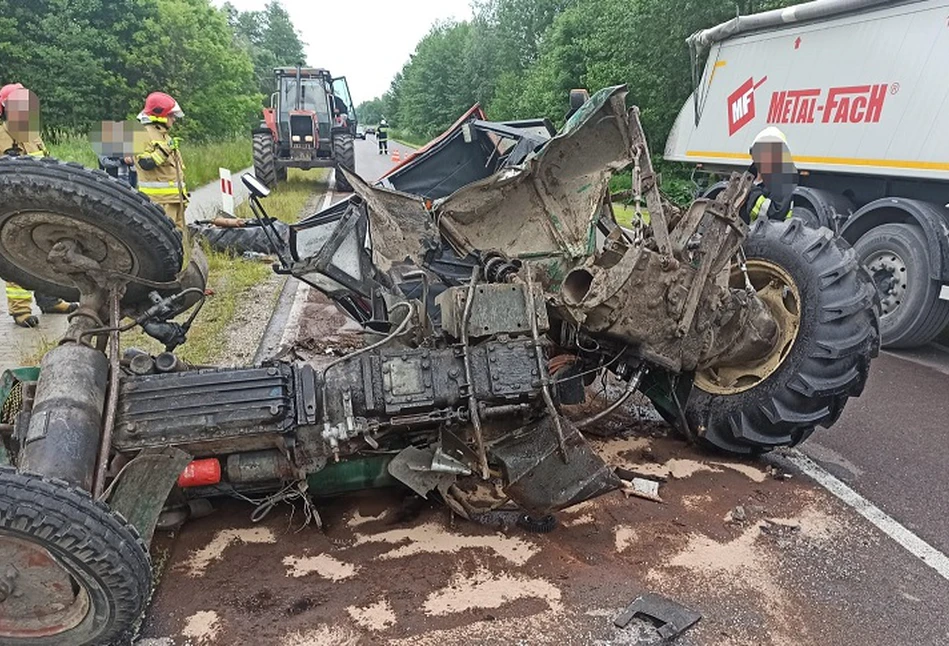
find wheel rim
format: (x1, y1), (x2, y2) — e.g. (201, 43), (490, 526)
(694, 259), (802, 395)
(863, 249), (907, 317)
(0, 211), (137, 287)
(0, 532), (91, 638)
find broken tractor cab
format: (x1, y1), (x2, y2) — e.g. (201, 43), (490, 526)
(0, 86), (879, 645)
(253, 66), (358, 191)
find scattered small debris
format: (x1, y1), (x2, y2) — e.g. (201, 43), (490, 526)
(613, 592), (702, 641)
(621, 477), (663, 503)
(727, 505), (747, 523)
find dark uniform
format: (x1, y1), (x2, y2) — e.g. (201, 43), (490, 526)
(377, 121), (389, 155)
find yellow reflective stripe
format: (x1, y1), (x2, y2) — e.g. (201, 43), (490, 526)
(140, 187), (184, 195)
(5, 286), (32, 299)
(786, 205), (794, 220)
(749, 195), (768, 221)
(27, 150), (45, 158)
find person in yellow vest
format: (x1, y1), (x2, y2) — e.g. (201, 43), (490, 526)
(741, 126), (797, 223)
(128, 92), (188, 236)
(0, 82), (77, 327)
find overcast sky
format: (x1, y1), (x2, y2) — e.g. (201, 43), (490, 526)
(216, 0), (474, 105)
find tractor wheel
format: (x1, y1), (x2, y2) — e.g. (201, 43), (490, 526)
(853, 223), (949, 348)
(684, 218), (879, 453)
(334, 132), (355, 192)
(0, 468), (152, 646)
(252, 132), (278, 188)
(0, 157), (183, 306)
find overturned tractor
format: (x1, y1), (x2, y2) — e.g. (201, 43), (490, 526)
(0, 86), (878, 645)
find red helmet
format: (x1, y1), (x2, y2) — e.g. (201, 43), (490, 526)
(0, 83), (25, 107)
(142, 92), (184, 119)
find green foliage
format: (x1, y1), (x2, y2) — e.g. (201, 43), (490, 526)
(356, 97), (385, 125)
(0, 0), (313, 141)
(47, 135), (253, 189)
(225, 1), (307, 103)
(381, 0), (799, 152)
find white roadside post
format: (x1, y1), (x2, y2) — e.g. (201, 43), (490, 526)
(219, 167), (235, 217)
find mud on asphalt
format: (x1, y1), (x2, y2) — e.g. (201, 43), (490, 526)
(137, 292), (949, 646)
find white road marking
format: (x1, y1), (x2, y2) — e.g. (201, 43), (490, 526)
(788, 449), (949, 582)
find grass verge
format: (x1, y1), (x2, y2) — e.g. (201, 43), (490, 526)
(47, 135), (252, 190)
(388, 128), (426, 148)
(235, 168), (327, 224)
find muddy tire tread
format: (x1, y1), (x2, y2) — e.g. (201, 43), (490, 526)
(687, 218), (880, 453)
(0, 466), (151, 646)
(252, 133), (278, 188)
(0, 156), (182, 303)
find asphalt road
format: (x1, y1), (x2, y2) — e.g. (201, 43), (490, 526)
(353, 134), (416, 185)
(801, 346), (949, 556)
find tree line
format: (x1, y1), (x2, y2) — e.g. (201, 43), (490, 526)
(358, 0), (797, 152)
(0, 0), (305, 141)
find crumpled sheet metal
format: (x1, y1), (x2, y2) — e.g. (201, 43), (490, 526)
(340, 167), (435, 271)
(435, 85), (634, 271)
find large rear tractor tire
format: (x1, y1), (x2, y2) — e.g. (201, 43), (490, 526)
(0, 468), (152, 646)
(684, 218), (879, 453)
(0, 157), (183, 306)
(334, 133), (355, 193)
(853, 223), (949, 348)
(252, 132), (278, 188)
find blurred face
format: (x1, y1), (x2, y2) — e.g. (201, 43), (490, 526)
(166, 114), (176, 127)
(91, 120), (148, 157)
(4, 89), (41, 141)
(752, 140), (795, 176)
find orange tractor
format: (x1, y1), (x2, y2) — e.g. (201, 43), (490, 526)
(252, 66), (357, 191)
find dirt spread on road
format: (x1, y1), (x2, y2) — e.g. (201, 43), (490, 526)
(137, 289), (947, 646)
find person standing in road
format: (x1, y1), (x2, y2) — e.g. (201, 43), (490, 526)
(377, 118), (389, 155)
(129, 92), (188, 236)
(0, 82), (78, 327)
(742, 126), (797, 223)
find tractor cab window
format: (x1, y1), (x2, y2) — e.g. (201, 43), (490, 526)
(332, 77), (355, 117)
(280, 78), (331, 123)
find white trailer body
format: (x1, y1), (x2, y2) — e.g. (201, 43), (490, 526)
(666, 0), (949, 180)
(665, 0), (949, 349)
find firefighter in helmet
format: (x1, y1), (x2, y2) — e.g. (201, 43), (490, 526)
(377, 118), (389, 155)
(742, 126), (798, 223)
(129, 92), (188, 236)
(0, 82), (78, 327)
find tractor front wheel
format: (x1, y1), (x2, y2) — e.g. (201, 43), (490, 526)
(334, 132), (356, 192)
(252, 132), (278, 188)
(0, 468), (152, 645)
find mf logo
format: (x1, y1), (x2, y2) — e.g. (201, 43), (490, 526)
(727, 76), (767, 136)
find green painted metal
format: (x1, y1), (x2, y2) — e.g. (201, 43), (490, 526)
(0, 367), (39, 407)
(306, 454), (398, 496)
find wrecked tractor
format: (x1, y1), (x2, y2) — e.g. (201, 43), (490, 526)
(0, 86), (878, 645)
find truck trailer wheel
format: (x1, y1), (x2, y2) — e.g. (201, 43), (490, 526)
(252, 132), (278, 188)
(853, 223), (949, 348)
(334, 132), (355, 192)
(0, 468), (151, 646)
(0, 157), (183, 306)
(685, 218), (879, 453)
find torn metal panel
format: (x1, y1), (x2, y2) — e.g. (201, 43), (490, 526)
(436, 86), (635, 273)
(491, 416), (622, 516)
(340, 167), (435, 270)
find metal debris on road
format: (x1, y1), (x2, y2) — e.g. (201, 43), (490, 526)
(613, 592), (702, 641)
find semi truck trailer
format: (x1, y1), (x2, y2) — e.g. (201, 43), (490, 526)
(665, 0), (949, 348)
